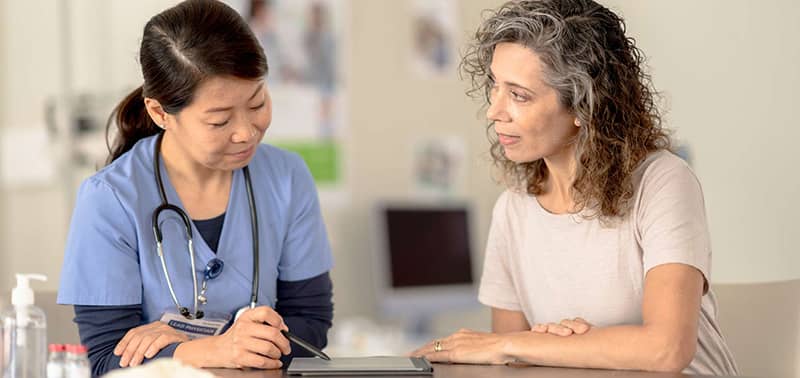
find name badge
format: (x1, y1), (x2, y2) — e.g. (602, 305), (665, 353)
(159, 310), (231, 339)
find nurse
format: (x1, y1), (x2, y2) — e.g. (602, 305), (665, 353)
(57, 0), (333, 375)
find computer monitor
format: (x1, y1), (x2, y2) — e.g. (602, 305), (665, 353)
(373, 201), (479, 335)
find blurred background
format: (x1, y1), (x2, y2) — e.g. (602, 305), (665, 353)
(0, 0), (798, 371)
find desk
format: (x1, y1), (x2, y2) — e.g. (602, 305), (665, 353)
(208, 363), (739, 378)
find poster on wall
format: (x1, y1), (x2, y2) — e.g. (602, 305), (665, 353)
(412, 136), (467, 197)
(410, 0), (458, 79)
(229, 0), (348, 192)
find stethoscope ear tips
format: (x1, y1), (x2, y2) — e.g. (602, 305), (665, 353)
(195, 310), (205, 320)
(179, 307), (191, 318)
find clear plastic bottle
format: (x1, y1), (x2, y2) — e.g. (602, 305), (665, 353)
(46, 344), (65, 378)
(1, 274), (48, 378)
(1, 320), (6, 376)
(64, 345), (90, 378)
(62, 346), (75, 378)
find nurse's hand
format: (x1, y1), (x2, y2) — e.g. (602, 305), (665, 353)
(216, 306), (291, 369)
(114, 321), (190, 367)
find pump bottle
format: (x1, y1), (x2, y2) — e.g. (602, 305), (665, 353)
(1, 274), (48, 378)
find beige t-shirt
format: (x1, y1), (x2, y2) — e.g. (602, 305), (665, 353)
(478, 150), (738, 375)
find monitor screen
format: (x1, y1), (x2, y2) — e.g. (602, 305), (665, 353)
(384, 207), (473, 288)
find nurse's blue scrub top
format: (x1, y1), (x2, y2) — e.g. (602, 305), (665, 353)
(57, 135), (333, 324)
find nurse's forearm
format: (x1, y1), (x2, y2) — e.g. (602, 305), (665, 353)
(173, 336), (226, 368)
(73, 305), (179, 375)
(276, 271), (334, 366)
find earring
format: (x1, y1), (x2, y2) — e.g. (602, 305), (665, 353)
(574, 119), (581, 127)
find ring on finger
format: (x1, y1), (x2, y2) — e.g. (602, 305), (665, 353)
(434, 340), (443, 352)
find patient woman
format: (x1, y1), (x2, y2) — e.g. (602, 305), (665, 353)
(412, 0), (738, 374)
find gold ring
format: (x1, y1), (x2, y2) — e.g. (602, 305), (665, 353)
(434, 340), (443, 352)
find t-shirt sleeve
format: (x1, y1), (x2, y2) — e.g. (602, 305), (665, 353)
(277, 154), (334, 281)
(636, 157), (712, 293)
(57, 178), (143, 305)
(478, 191), (522, 311)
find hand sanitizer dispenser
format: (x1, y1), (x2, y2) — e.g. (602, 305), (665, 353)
(2, 274), (48, 378)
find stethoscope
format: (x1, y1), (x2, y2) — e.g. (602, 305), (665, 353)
(151, 132), (260, 319)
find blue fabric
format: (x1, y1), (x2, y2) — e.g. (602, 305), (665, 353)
(193, 213), (226, 253)
(73, 272), (333, 376)
(58, 135), (334, 326)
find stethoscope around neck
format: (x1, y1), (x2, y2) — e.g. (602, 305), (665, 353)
(151, 132), (260, 319)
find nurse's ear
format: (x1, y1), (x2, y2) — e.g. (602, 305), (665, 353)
(144, 97), (170, 130)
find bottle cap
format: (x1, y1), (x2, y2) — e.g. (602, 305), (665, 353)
(11, 273), (47, 306)
(48, 344), (66, 353)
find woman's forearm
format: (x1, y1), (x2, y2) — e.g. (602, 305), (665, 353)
(504, 324), (696, 372)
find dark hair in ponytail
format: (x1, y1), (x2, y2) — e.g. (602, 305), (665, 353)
(106, 0), (268, 164)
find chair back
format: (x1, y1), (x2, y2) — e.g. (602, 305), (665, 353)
(713, 280), (800, 378)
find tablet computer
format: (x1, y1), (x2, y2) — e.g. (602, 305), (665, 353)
(287, 356), (433, 376)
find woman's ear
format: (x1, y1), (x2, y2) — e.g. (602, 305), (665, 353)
(144, 98), (168, 129)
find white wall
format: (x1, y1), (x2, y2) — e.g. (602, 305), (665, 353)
(0, 0), (6, 293)
(0, 1), (68, 293)
(68, 0), (182, 94)
(0, 1), (5, 125)
(603, 0), (800, 283)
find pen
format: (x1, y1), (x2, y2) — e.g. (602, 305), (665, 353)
(260, 318), (331, 361)
(245, 305), (331, 360)
(281, 329), (331, 361)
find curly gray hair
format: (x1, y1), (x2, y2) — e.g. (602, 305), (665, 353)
(462, 0), (670, 220)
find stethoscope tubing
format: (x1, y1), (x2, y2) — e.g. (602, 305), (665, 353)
(151, 132), (259, 319)
(243, 167), (260, 309)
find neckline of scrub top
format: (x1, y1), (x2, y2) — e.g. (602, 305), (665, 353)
(155, 153), (261, 309)
(157, 156), (242, 264)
